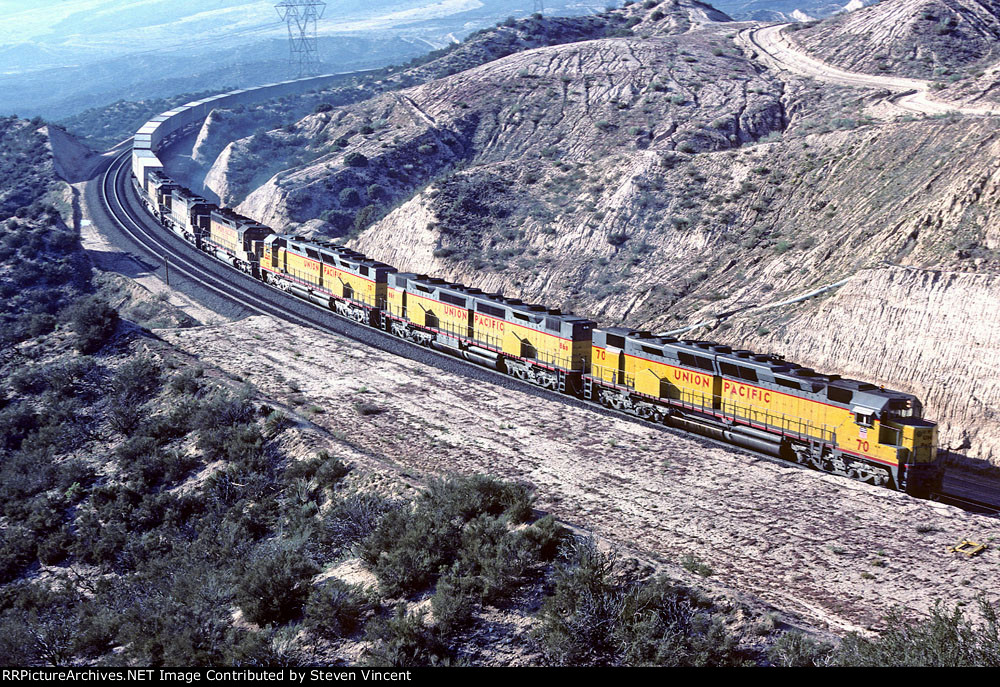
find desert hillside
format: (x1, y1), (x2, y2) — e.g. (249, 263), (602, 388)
(787, 0), (1000, 79)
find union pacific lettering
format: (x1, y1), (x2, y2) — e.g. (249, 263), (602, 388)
(673, 369), (712, 388)
(442, 304), (467, 320)
(474, 312), (505, 333)
(296, 257), (320, 273)
(723, 380), (772, 404)
(322, 264), (376, 283)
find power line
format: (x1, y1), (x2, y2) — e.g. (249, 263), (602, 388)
(275, 1), (326, 77)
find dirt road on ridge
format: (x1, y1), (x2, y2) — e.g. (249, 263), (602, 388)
(739, 23), (1000, 117)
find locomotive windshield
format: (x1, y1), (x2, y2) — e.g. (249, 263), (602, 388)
(886, 397), (920, 419)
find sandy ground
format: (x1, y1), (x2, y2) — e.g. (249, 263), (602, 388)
(158, 315), (1000, 635)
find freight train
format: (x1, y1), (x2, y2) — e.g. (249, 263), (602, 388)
(130, 82), (942, 498)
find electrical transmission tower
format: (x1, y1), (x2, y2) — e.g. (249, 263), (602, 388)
(532, 0), (544, 14)
(275, 0), (326, 77)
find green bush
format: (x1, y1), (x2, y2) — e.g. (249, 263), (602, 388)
(457, 515), (531, 603)
(235, 545), (319, 626)
(353, 204), (378, 234)
(615, 577), (744, 666)
(362, 606), (453, 667)
(0, 527), (36, 583)
(37, 526), (74, 565)
(517, 514), (568, 562)
(169, 367), (205, 395)
(535, 539), (747, 666)
(359, 476), (535, 596)
(63, 296), (118, 353)
(321, 493), (394, 554)
(431, 563), (481, 635)
(358, 508), (446, 596)
(305, 578), (371, 639)
(534, 538), (623, 665)
(339, 187), (361, 207)
(344, 152), (368, 167)
(831, 599), (1000, 667)
(767, 631), (833, 666)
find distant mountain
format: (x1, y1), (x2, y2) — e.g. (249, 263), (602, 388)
(708, 0), (875, 20)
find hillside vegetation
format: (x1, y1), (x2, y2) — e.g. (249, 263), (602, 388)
(0, 117), (90, 348)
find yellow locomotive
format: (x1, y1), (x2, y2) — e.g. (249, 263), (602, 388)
(383, 273), (594, 392)
(587, 328), (940, 496)
(260, 234), (394, 325)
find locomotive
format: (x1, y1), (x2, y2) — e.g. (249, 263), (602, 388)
(130, 83), (942, 498)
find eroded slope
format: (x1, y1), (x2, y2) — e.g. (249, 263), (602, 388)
(787, 0), (1000, 80)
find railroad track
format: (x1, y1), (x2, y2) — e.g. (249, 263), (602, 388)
(95, 147), (1000, 515)
(931, 492), (1000, 515)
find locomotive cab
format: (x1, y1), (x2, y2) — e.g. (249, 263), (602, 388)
(874, 397), (941, 496)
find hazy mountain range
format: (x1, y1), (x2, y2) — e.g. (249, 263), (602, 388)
(0, 0), (610, 119)
(0, 0), (871, 120)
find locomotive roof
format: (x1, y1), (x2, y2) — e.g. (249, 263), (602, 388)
(147, 170), (176, 185)
(398, 273), (593, 324)
(210, 207), (269, 228)
(170, 186), (211, 204)
(277, 235), (395, 271)
(596, 328), (915, 411)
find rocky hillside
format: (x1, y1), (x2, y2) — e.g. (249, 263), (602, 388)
(0, 117), (94, 348)
(200, 3), (743, 209)
(787, 0), (1000, 80)
(188, 0), (1000, 466)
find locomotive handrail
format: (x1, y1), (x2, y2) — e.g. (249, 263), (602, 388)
(589, 361), (839, 443)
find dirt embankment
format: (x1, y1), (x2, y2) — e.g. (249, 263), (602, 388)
(42, 124), (103, 182)
(159, 315), (1000, 635)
